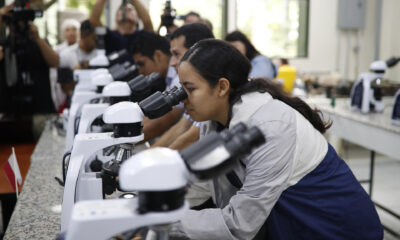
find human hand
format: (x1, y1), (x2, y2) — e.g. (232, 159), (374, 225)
(0, 3), (13, 17)
(0, 2), (13, 24)
(80, 60), (89, 69)
(0, 46), (3, 61)
(73, 63), (82, 70)
(73, 61), (89, 70)
(29, 21), (40, 40)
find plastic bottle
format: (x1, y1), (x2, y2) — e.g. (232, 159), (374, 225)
(276, 59), (297, 94)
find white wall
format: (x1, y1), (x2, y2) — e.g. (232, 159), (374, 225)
(291, 0), (400, 83)
(380, 0), (400, 82)
(290, 0), (337, 74)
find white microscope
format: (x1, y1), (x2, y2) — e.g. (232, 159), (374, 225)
(61, 87), (188, 231)
(65, 73), (165, 151)
(350, 57), (400, 113)
(392, 89), (400, 125)
(74, 61), (137, 93)
(77, 81), (131, 135)
(78, 85), (183, 172)
(73, 69), (109, 92)
(69, 27), (110, 91)
(64, 73), (113, 151)
(59, 122), (266, 239)
(88, 26), (109, 69)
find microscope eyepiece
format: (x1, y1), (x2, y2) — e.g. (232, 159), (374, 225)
(219, 122), (247, 141)
(386, 57), (400, 68)
(164, 86), (178, 95)
(138, 86), (187, 119)
(224, 126), (265, 159)
(244, 127), (265, 146)
(164, 87), (188, 106)
(173, 87), (188, 101)
(180, 123), (265, 180)
(128, 73), (164, 102)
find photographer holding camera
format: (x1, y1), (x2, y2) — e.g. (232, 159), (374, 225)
(158, 1), (212, 37)
(90, 0), (153, 61)
(0, 1), (59, 140)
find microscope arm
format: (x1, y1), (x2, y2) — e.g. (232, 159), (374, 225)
(77, 104), (110, 134)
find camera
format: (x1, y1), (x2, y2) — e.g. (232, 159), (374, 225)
(2, 0), (43, 53)
(0, 0), (44, 116)
(160, 0), (184, 27)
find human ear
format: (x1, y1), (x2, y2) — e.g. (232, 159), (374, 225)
(217, 78), (230, 97)
(153, 50), (163, 64)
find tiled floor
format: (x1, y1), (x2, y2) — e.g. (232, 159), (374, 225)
(342, 142), (400, 240)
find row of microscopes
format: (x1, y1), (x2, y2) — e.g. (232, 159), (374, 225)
(349, 57), (400, 125)
(57, 47), (265, 240)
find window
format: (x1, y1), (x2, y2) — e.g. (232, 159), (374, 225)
(34, 0), (94, 46)
(236, 0), (309, 58)
(148, 0), (224, 39)
(31, 2), (59, 46)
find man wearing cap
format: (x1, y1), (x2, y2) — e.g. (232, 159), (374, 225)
(58, 20), (98, 98)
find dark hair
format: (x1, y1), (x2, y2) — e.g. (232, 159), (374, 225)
(181, 39), (331, 133)
(225, 30), (259, 61)
(170, 23), (214, 49)
(185, 11), (201, 19)
(200, 18), (213, 32)
(80, 20), (94, 36)
(130, 31), (170, 59)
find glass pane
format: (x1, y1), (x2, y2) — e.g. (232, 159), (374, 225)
(149, 0), (224, 39)
(236, 0), (309, 58)
(33, 2), (59, 46)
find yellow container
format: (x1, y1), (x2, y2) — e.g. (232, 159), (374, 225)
(277, 65), (297, 93)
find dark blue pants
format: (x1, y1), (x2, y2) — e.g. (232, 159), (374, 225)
(266, 144), (383, 240)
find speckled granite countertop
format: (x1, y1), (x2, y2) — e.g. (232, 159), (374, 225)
(306, 96), (400, 134)
(4, 123), (65, 240)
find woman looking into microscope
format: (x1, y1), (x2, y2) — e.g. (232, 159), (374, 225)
(170, 39), (383, 240)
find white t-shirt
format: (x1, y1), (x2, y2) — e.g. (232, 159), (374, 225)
(59, 44), (98, 69)
(165, 66), (181, 90)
